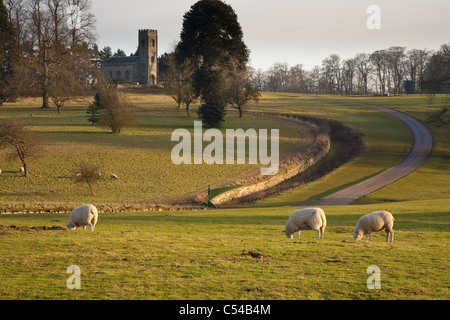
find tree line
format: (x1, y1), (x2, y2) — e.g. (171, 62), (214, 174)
(253, 44), (450, 96)
(0, 0), (97, 109)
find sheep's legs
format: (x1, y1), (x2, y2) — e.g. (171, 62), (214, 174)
(316, 230), (324, 240)
(386, 231), (394, 242)
(365, 234), (372, 242)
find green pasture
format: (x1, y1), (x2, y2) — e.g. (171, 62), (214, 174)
(0, 94), (313, 210)
(249, 94), (449, 206)
(0, 92), (448, 300)
(0, 200), (448, 299)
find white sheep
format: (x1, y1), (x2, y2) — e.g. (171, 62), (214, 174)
(66, 204), (98, 231)
(110, 173), (118, 180)
(353, 211), (394, 242)
(282, 208), (327, 240)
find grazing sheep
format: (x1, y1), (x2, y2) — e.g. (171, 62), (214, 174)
(353, 211), (394, 242)
(282, 208), (327, 240)
(66, 204), (98, 231)
(110, 173), (118, 180)
(19, 167), (24, 173)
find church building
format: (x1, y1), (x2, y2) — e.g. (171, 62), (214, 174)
(100, 29), (158, 85)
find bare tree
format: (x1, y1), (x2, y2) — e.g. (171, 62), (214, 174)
(386, 46), (407, 94)
(252, 68), (266, 92)
(0, 119), (40, 177)
(266, 62), (289, 92)
(6, 0), (96, 109)
(95, 78), (136, 134)
(322, 54), (342, 94)
(341, 58), (355, 95)
(405, 48), (430, 94)
(225, 66), (260, 117)
(354, 53), (373, 95)
(74, 161), (101, 196)
(370, 50), (389, 95)
(161, 52), (197, 115)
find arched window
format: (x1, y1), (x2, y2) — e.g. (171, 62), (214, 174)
(125, 70), (130, 80)
(151, 39), (155, 47)
(151, 56), (155, 63)
(151, 74), (156, 85)
(116, 71), (121, 78)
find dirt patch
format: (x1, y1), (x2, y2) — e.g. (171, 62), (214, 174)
(242, 249), (269, 260)
(0, 224), (67, 232)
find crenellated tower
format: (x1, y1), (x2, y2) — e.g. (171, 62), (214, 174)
(137, 29), (158, 85)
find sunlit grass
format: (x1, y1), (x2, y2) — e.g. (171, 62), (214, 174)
(0, 95), (315, 210)
(0, 200), (448, 299)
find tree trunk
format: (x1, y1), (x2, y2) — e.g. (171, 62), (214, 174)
(23, 162), (28, 178)
(87, 181), (94, 196)
(41, 47), (50, 109)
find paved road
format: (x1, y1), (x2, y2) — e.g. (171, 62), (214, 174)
(303, 97), (433, 206)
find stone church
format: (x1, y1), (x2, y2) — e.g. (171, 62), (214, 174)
(101, 29), (158, 85)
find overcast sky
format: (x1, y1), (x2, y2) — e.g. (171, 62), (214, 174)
(91, 0), (450, 71)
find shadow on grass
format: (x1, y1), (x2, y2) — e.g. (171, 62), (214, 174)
(100, 210), (449, 232)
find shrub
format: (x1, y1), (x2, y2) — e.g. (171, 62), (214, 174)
(74, 162), (102, 196)
(95, 80), (136, 133)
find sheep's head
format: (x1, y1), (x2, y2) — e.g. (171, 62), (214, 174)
(66, 223), (76, 230)
(353, 231), (363, 241)
(282, 229), (294, 239)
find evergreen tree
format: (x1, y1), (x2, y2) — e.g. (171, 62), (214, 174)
(176, 0), (249, 128)
(86, 93), (101, 125)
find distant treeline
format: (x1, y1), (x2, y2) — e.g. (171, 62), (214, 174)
(252, 44), (450, 95)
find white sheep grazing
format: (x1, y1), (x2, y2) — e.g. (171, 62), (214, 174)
(110, 173), (118, 180)
(282, 208), (327, 240)
(66, 204), (98, 231)
(353, 211), (394, 242)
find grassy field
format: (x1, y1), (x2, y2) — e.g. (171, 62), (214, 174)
(248, 94), (448, 206)
(0, 93), (314, 210)
(0, 200), (448, 300)
(0, 92), (448, 300)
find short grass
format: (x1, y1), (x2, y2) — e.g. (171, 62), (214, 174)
(0, 200), (448, 300)
(0, 92), (448, 300)
(331, 95), (450, 204)
(0, 94), (314, 210)
(246, 93), (414, 206)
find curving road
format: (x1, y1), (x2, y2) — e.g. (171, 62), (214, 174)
(303, 97), (433, 206)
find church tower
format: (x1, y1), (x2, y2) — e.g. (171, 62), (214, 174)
(137, 29), (158, 85)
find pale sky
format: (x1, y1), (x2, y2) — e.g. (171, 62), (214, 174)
(91, 0), (450, 70)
